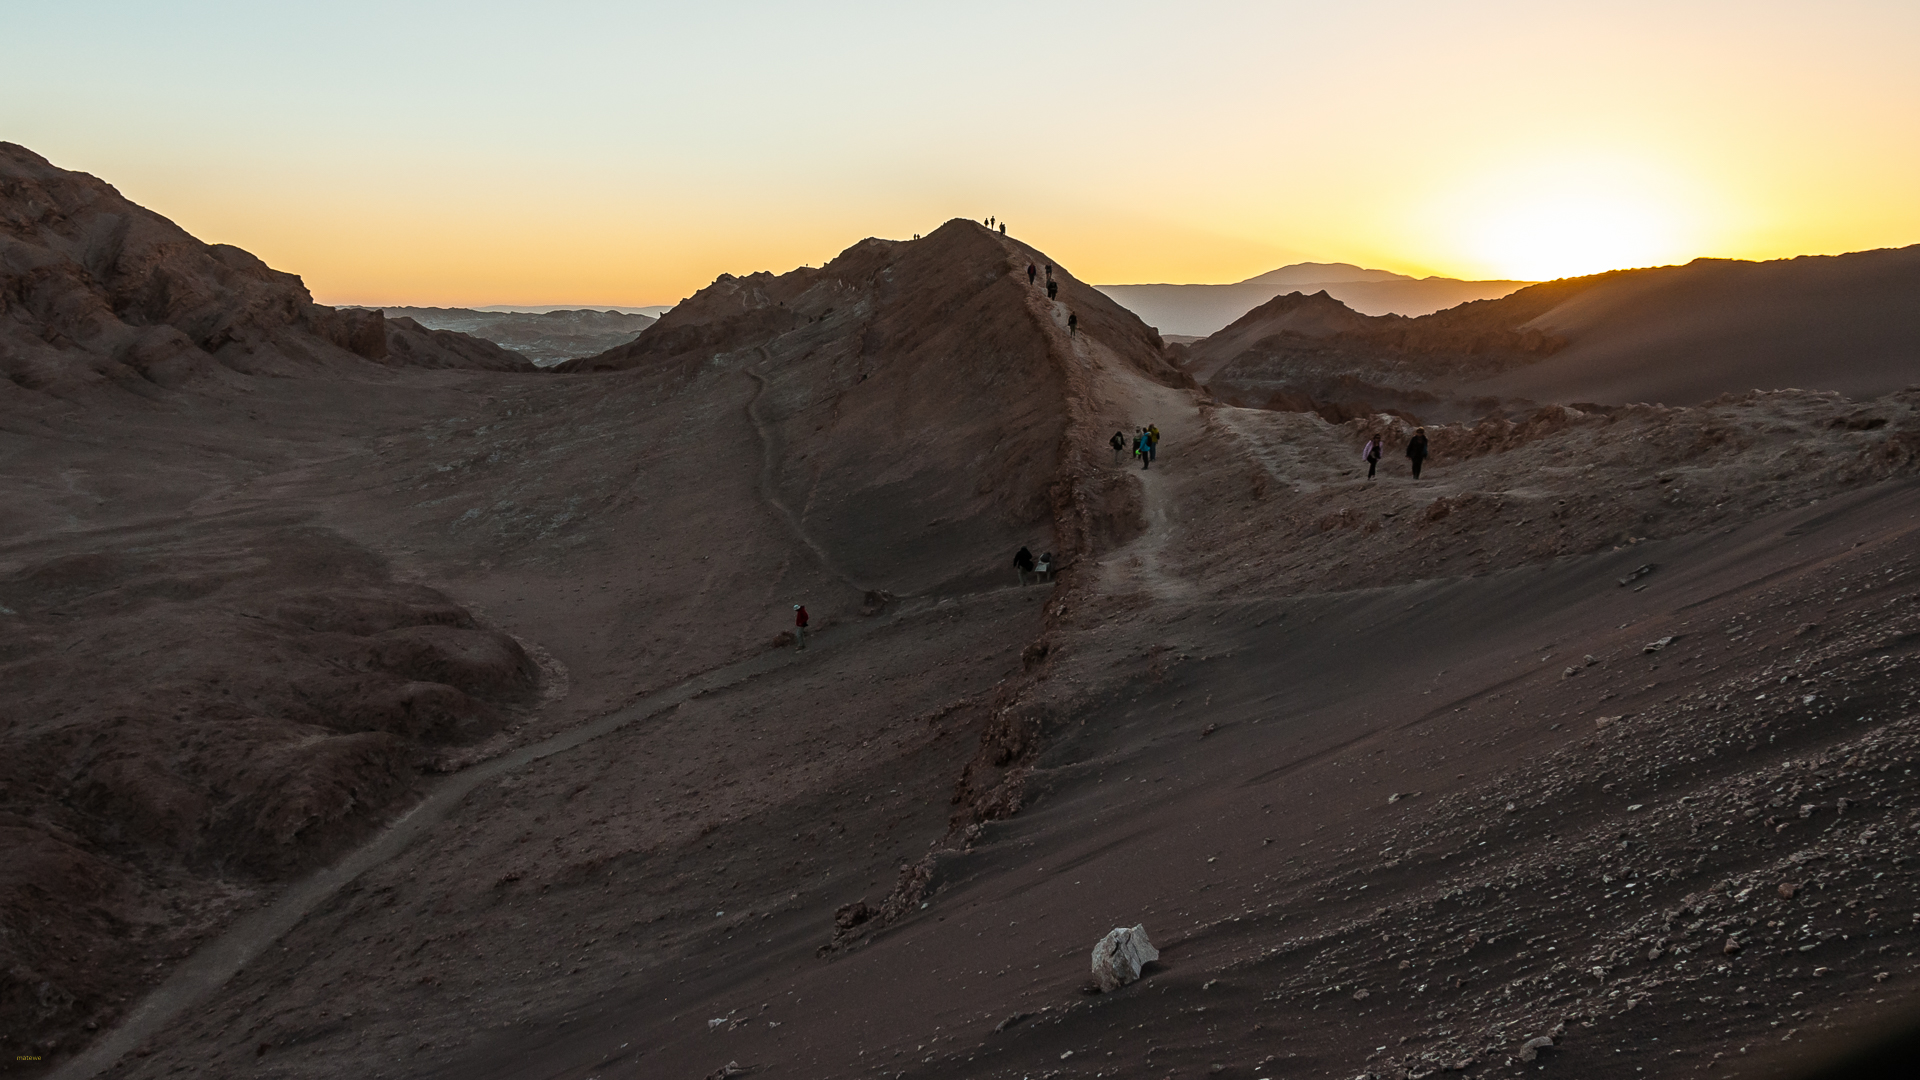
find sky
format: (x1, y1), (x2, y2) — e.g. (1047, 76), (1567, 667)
(5, 0), (1918, 306)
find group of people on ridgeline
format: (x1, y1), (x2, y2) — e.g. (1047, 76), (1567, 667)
(1012, 545), (1055, 586)
(1027, 261), (1061, 302)
(1360, 427), (1429, 480)
(1109, 424), (1160, 469)
(985, 216), (1006, 234)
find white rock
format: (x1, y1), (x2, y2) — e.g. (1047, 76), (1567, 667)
(1091, 924), (1160, 991)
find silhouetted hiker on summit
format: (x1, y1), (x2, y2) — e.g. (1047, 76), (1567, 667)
(1363, 434), (1382, 480)
(999, 223), (1006, 235)
(1014, 546), (1036, 585)
(1028, 263), (1038, 285)
(1406, 428), (1430, 480)
(1067, 312), (1077, 335)
(1110, 430), (1125, 463)
(793, 604), (809, 650)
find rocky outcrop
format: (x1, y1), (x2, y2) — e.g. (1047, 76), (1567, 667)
(1091, 924), (1159, 991)
(0, 142), (534, 397)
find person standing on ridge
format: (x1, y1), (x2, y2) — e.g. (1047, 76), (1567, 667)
(1363, 434), (1382, 480)
(999, 223), (1006, 235)
(1406, 428), (1430, 480)
(1014, 546), (1036, 585)
(1067, 312), (1077, 335)
(1028, 263), (1038, 285)
(1110, 430), (1125, 463)
(793, 604), (809, 650)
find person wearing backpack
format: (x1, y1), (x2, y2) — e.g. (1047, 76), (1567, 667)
(1110, 430), (1125, 464)
(1013, 546), (1036, 585)
(1406, 428), (1430, 480)
(1363, 434), (1382, 480)
(1146, 424), (1160, 464)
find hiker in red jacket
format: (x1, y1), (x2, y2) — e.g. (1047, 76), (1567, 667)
(793, 604), (809, 650)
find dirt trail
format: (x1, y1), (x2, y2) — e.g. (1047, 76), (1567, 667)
(1088, 357), (1205, 603)
(45, 609), (906, 1080)
(745, 355), (869, 595)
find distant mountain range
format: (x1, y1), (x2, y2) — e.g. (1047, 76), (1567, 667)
(1183, 245), (1920, 421)
(356, 307), (659, 367)
(1097, 262), (1533, 338)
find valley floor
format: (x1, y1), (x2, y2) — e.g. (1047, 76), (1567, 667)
(15, 349), (1920, 1080)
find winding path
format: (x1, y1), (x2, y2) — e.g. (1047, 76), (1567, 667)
(49, 600), (909, 1080)
(743, 357), (870, 595)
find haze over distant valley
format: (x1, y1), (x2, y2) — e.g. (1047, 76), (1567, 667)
(1098, 261), (1532, 338)
(355, 307), (659, 367)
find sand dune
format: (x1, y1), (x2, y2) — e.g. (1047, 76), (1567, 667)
(1471, 247), (1920, 405)
(10, 148), (1920, 1080)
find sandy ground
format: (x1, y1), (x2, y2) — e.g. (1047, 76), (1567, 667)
(10, 214), (1920, 1080)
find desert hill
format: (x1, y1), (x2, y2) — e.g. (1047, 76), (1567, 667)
(1188, 246), (1920, 422)
(361, 306), (656, 367)
(1098, 262), (1532, 336)
(0, 142), (531, 400)
(11, 149), (1920, 1080)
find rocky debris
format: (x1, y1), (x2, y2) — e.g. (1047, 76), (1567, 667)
(1515, 1035), (1556, 1062)
(1642, 635), (1678, 653)
(1091, 924), (1159, 991)
(1618, 563), (1657, 586)
(704, 1060), (748, 1079)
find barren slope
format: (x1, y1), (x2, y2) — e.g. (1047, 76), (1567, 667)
(11, 155), (1920, 1080)
(1188, 247), (1920, 422)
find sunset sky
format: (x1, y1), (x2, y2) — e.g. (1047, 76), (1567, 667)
(6, 1), (1917, 306)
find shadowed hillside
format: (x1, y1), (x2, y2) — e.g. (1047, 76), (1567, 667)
(1187, 247), (1920, 422)
(12, 150), (1920, 1080)
(0, 142), (531, 400)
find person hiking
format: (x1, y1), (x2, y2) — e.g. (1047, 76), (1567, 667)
(1046, 279), (1058, 300)
(1067, 312), (1077, 335)
(1406, 428), (1430, 479)
(1363, 434), (1382, 480)
(1036, 551), (1053, 581)
(793, 604), (809, 650)
(1138, 430), (1152, 470)
(999, 222), (1006, 235)
(1028, 263), (1038, 285)
(1146, 423), (1160, 464)
(1013, 545), (1036, 585)
(1110, 430), (1125, 463)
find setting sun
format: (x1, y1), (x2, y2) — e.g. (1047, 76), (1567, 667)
(1470, 192), (1682, 280)
(1417, 155), (1717, 282)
